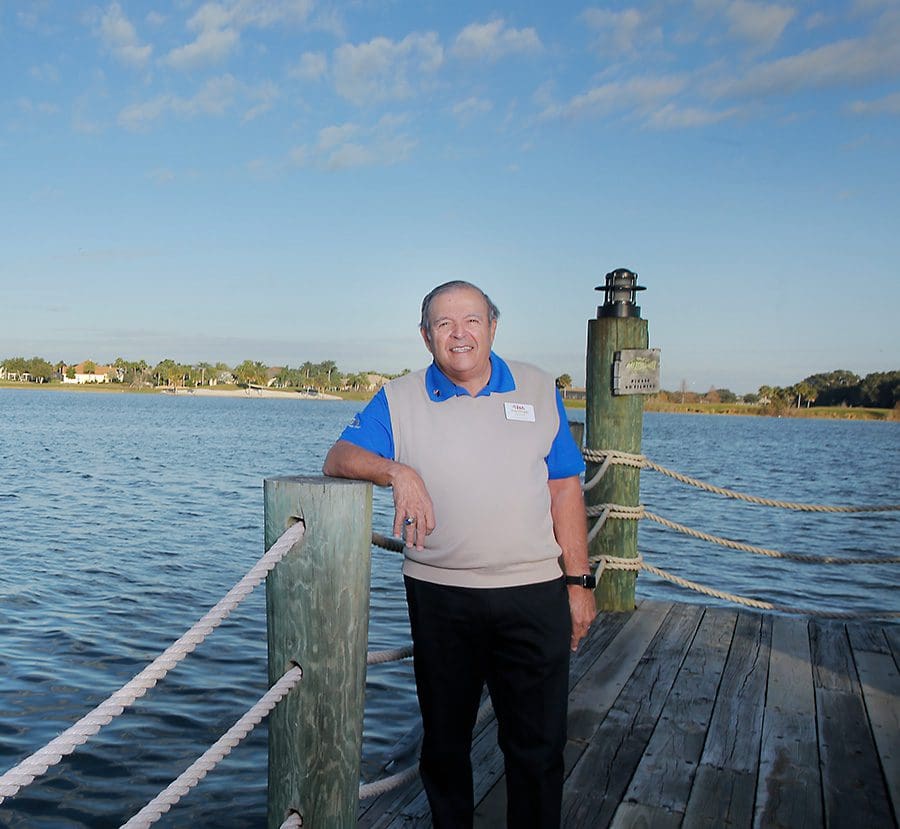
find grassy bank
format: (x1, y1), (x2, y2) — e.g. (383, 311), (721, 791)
(643, 399), (897, 421)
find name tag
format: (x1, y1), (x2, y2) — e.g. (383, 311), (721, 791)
(504, 402), (535, 422)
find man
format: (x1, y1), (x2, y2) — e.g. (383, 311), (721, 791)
(323, 280), (596, 828)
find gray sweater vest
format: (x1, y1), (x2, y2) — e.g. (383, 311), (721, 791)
(385, 360), (564, 588)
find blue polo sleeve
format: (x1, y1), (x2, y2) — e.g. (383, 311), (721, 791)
(337, 388), (395, 459)
(545, 390), (586, 479)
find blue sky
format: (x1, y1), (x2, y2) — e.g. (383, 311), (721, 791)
(2, 1), (898, 393)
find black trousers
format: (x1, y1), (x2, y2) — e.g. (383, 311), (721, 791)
(404, 576), (571, 829)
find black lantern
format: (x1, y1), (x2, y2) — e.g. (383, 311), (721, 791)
(596, 268), (645, 319)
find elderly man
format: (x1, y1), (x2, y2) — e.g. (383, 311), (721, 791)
(323, 280), (596, 828)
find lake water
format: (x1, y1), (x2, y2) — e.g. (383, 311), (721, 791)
(1, 389), (897, 828)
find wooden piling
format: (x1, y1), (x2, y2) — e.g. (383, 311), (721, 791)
(264, 476), (372, 829)
(585, 296), (649, 612)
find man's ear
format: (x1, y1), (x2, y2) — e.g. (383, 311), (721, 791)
(420, 326), (433, 354)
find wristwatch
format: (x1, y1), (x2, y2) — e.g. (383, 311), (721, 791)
(565, 574), (596, 589)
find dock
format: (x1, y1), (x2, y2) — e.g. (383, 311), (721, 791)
(359, 599), (899, 828)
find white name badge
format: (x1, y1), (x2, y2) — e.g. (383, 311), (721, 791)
(504, 402), (535, 422)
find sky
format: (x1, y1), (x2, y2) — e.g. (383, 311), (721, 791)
(1, 1), (898, 394)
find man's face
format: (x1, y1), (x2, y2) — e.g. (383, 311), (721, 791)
(421, 286), (497, 386)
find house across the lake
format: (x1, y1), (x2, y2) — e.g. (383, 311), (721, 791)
(61, 362), (123, 384)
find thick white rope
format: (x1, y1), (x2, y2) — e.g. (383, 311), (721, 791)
(583, 449), (900, 512)
(596, 554), (900, 618)
(120, 666), (303, 828)
(367, 646), (413, 665)
(642, 510), (900, 564)
(585, 500), (897, 565)
(359, 763), (421, 800)
(278, 813), (304, 828)
(586, 507), (611, 543)
(358, 696), (495, 800)
(0, 521), (307, 804)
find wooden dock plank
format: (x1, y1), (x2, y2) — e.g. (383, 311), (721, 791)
(610, 606), (737, 826)
(473, 604), (661, 827)
(683, 611), (771, 828)
(851, 648), (900, 822)
(811, 620), (896, 828)
(566, 600), (671, 746)
(561, 602), (704, 828)
(359, 606), (899, 829)
(754, 614), (822, 829)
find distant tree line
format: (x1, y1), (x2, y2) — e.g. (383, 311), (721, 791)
(1, 355), (399, 392)
(654, 369), (900, 411)
(5, 356), (897, 409)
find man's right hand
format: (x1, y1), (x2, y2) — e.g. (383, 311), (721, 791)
(388, 464), (435, 550)
(323, 440), (435, 550)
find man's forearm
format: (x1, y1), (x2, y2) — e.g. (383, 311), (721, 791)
(323, 439), (436, 547)
(323, 439), (403, 486)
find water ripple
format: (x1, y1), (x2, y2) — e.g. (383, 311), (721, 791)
(0, 393), (897, 826)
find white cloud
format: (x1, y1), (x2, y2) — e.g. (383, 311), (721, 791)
(29, 63), (60, 83)
(452, 19), (542, 61)
(848, 91), (900, 115)
(97, 2), (152, 68)
(580, 8), (659, 55)
(117, 74), (274, 130)
(148, 167), (176, 184)
(164, 25), (239, 69)
(724, 1), (795, 52)
(710, 22), (900, 99)
(542, 75), (687, 120)
(118, 95), (171, 130)
(17, 97), (60, 116)
(241, 80), (279, 122)
(333, 33), (443, 105)
(451, 96), (493, 122)
(163, 0), (314, 70)
(290, 115), (416, 170)
(646, 103), (738, 129)
(290, 51), (327, 81)
(318, 122), (359, 149)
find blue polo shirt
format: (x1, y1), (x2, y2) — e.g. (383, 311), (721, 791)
(339, 353), (585, 480)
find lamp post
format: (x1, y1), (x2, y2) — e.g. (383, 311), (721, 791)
(585, 268), (652, 611)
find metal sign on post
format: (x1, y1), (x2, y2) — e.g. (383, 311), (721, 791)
(612, 348), (661, 395)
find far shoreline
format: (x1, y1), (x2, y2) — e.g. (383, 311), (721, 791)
(0, 382), (342, 401)
(2, 381), (895, 421)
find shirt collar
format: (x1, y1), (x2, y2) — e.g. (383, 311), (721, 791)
(425, 352), (516, 402)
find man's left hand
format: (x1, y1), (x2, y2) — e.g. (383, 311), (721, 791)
(567, 586), (597, 652)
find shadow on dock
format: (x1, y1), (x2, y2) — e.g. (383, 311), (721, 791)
(359, 599), (899, 828)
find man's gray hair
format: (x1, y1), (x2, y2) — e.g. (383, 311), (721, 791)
(420, 280), (500, 333)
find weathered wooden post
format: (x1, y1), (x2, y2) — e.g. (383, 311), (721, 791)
(264, 476), (372, 828)
(585, 269), (657, 611)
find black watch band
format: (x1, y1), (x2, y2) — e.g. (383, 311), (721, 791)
(565, 574), (596, 589)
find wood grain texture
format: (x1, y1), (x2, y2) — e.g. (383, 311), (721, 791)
(265, 476), (372, 829)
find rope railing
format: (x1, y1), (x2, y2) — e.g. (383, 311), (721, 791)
(0, 520), (308, 805)
(642, 510), (900, 564)
(121, 666), (304, 829)
(582, 448), (898, 617)
(585, 502), (898, 565)
(582, 448), (900, 512)
(358, 693), (495, 801)
(594, 553), (900, 619)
